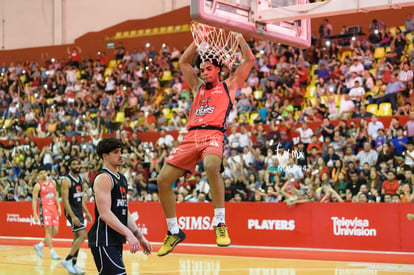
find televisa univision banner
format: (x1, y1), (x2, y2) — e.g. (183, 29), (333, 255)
(0, 202), (413, 252)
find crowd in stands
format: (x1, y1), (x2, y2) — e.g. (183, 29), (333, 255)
(1, 14), (414, 205)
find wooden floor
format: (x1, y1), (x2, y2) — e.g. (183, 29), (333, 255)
(1, 242), (414, 275)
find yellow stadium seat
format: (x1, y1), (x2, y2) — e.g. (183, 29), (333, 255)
(406, 32), (413, 43)
(306, 86), (316, 98)
(366, 104), (378, 116)
(122, 31), (130, 38)
(130, 30), (137, 37)
(389, 26), (397, 36)
(334, 95), (341, 107)
(374, 47), (385, 59)
(249, 112), (259, 125)
(174, 25), (182, 32)
(253, 90), (264, 100)
(407, 43), (414, 55)
(104, 68), (112, 77)
(161, 70), (173, 82)
(162, 108), (172, 120)
(341, 50), (353, 62)
(308, 97), (317, 106)
(377, 102), (392, 116)
(114, 111), (125, 123)
(4, 118), (14, 128)
(108, 60), (117, 69)
(171, 107), (179, 114)
(239, 113), (249, 123)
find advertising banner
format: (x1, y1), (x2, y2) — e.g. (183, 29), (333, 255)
(1, 202), (413, 252)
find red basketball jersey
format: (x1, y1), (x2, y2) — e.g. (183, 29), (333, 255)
(39, 179), (57, 206)
(187, 82), (232, 131)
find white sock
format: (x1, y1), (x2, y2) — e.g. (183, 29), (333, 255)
(50, 248), (56, 254)
(38, 242), (44, 248)
(166, 217), (179, 234)
(214, 208), (225, 226)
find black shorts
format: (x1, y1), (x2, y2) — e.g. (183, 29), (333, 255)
(65, 213), (85, 232)
(90, 245), (126, 275)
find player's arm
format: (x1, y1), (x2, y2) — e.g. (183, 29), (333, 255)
(32, 183), (40, 223)
(226, 34), (255, 101)
(52, 180), (62, 216)
(94, 173), (140, 253)
(127, 211), (152, 255)
(179, 41), (202, 91)
(61, 178), (80, 226)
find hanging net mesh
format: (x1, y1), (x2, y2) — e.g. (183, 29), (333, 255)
(191, 21), (240, 69)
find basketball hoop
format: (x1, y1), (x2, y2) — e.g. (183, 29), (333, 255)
(191, 21), (240, 68)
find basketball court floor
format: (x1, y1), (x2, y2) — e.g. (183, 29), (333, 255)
(0, 238), (413, 275)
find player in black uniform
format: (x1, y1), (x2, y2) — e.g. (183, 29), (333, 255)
(61, 158), (92, 275)
(88, 137), (152, 275)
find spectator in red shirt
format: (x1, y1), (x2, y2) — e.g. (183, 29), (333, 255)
(381, 170), (400, 195)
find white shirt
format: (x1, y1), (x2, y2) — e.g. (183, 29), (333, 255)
(368, 121), (384, 140)
(339, 98), (355, 113)
(349, 86), (365, 98)
(239, 132), (252, 148)
(404, 150), (414, 166)
(399, 70), (413, 82)
(228, 133), (241, 149)
(297, 128), (313, 144)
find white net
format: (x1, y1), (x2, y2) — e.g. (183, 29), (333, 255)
(191, 21), (240, 69)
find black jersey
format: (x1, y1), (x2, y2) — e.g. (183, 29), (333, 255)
(88, 167), (128, 247)
(65, 173), (83, 219)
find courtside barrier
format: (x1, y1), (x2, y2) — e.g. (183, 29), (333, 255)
(1, 202), (413, 252)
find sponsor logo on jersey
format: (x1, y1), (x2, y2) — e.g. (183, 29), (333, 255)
(195, 97), (215, 117)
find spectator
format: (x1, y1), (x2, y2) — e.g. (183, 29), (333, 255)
(368, 115), (385, 140)
(356, 142), (378, 170)
(381, 170), (399, 195)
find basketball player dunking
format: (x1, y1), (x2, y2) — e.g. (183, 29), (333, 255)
(157, 33), (254, 256)
(32, 166), (62, 261)
(60, 158), (92, 275)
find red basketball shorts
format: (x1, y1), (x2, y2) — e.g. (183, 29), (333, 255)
(41, 206), (59, 226)
(166, 129), (224, 173)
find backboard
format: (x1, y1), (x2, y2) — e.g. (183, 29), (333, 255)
(190, 0), (312, 49)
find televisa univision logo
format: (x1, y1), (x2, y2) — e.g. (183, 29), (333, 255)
(332, 217), (377, 237)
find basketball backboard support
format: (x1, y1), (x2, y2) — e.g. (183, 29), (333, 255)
(191, 0), (311, 49)
(191, 0), (414, 49)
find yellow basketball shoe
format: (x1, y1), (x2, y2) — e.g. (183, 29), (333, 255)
(157, 229), (186, 257)
(215, 223), (231, 247)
